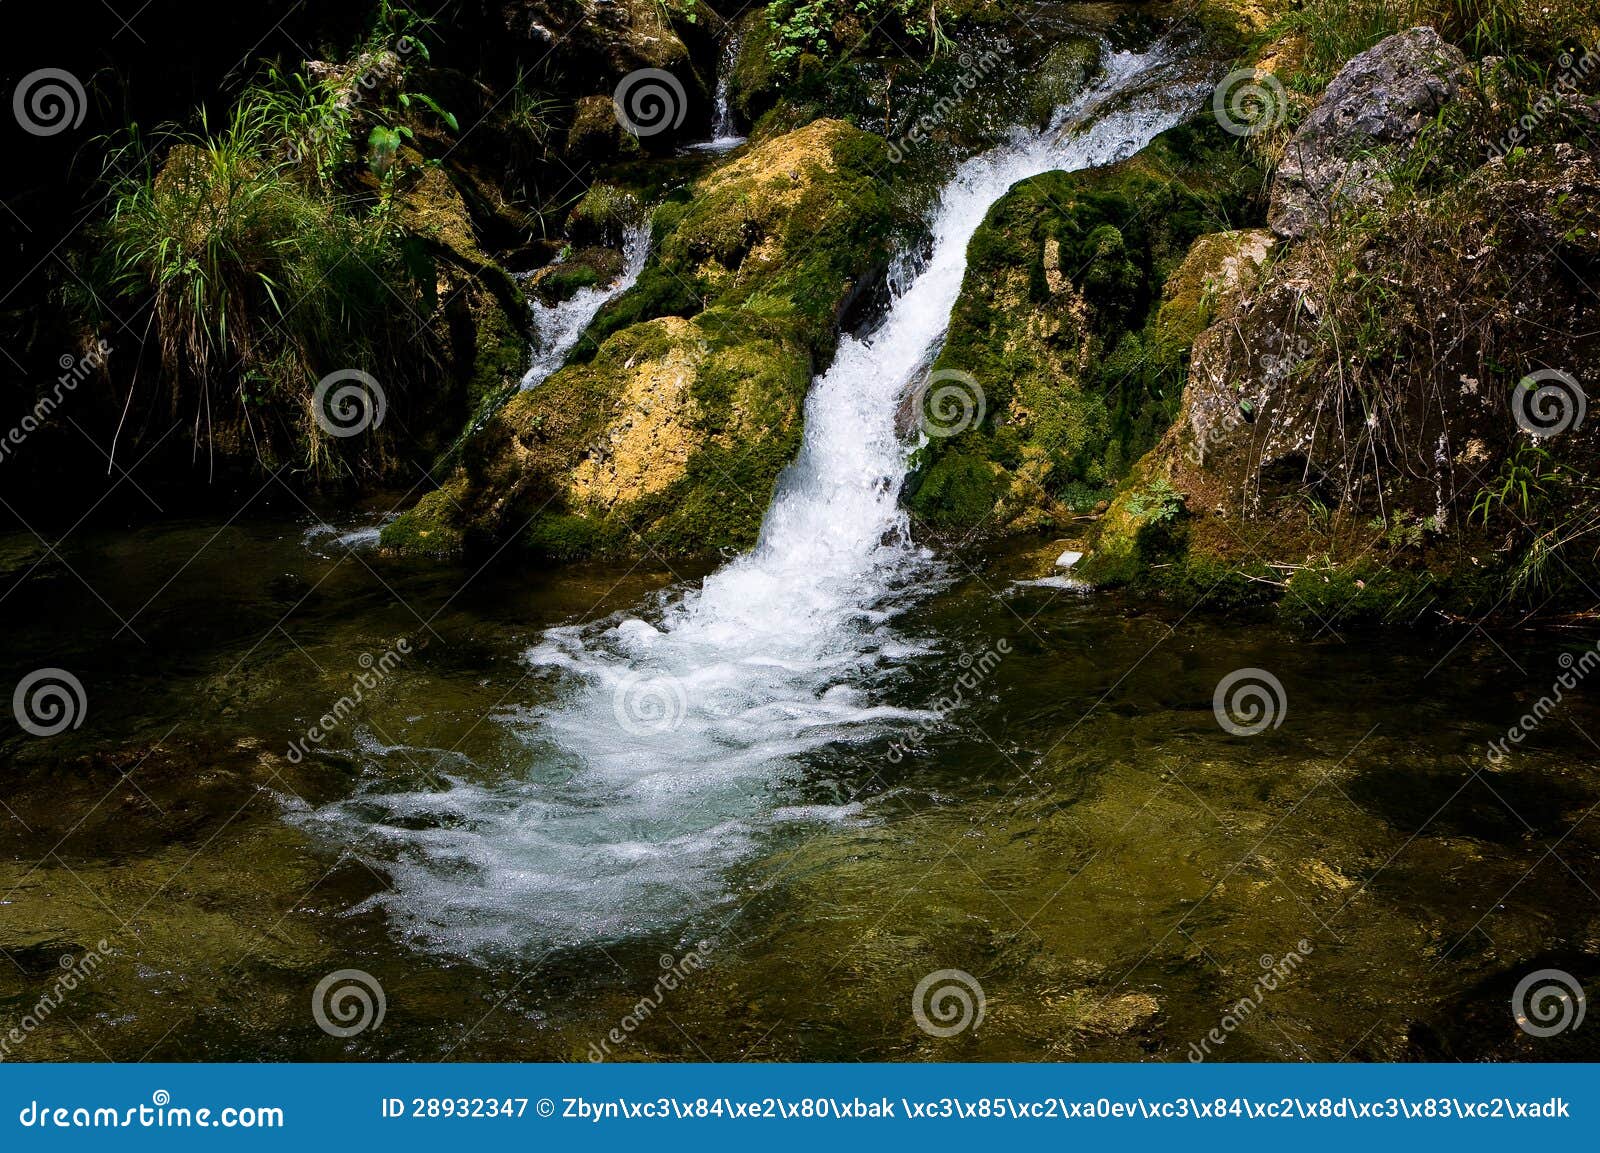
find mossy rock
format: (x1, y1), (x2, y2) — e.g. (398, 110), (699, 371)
(386, 310), (811, 561)
(905, 115), (1265, 537)
(380, 481), (467, 558)
(529, 248), (626, 306)
(1027, 37), (1102, 129)
(386, 118), (898, 564)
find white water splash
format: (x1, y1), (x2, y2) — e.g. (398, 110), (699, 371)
(686, 35), (746, 153)
(520, 222), (650, 389)
(300, 45), (1207, 958)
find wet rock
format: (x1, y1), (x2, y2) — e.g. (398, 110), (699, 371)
(1269, 27), (1468, 240)
(1028, 37), (1102, 129)
(565, 94), (629, 162)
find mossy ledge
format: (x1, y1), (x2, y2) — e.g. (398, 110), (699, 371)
(903, 115), (1266, 538)
(382, 119), (898, 562)
(1079, 24), (1600, 630)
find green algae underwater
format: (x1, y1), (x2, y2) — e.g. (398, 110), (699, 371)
(2, 518), (1597, 1062)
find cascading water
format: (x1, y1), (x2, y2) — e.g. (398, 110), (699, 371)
(298, 44), (1211, 958)
(688, 35), (746, 153)
(519, 222), (650, 389)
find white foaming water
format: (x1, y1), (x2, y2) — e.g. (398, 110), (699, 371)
(687, 35), (747, 153)
(300, 46), (1206, 958)
(520, 222), (650, 389)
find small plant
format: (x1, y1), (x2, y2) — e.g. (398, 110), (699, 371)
(764, 0), (941, 68)
(98, 64), (438, 478)
(1471, 439), (1600, 596)
(1126, 477), (1185, 524)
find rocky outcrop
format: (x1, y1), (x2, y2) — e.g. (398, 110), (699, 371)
(1084, 136), (1600, 623)
(902, 116), (1264, 536)
(1269, 27), (1468, 241)
(383, 119), (898, 560)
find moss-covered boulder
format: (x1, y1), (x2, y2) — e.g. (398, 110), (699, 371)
(392, 161), (534, 424)
(903, 115), (1265, 536)
(588, 118), (894, 354)
(1080, 140), (1600, 627)
(383, 119), (896, 561)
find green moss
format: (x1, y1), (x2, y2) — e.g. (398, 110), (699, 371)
(1280, 562), (1439, 632)
(907, 115), (1264, 534)
(904, 452), (1007, 528)
(467, 296), (530, 412)
(379, 487), (465, 558)
(523, 512), (618, 562)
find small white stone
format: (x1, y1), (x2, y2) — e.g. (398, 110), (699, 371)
(1055, 550), (1083, 569)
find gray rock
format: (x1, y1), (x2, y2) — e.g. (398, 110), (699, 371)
(1269, 27), (1468, 241)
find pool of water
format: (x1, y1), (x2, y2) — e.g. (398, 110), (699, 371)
(2, 515), (1597, 1062)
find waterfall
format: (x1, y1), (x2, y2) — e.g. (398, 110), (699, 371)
(520, 221), (650, 389)
(688, 34), (746, 153)
(299, 44), (1210, 959)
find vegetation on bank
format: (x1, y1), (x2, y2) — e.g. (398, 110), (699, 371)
(80, 4), (539, 484)
(1076, 0), (1600, 627)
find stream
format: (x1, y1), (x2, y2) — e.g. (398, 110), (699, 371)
(1, 40), (1598, 1064)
